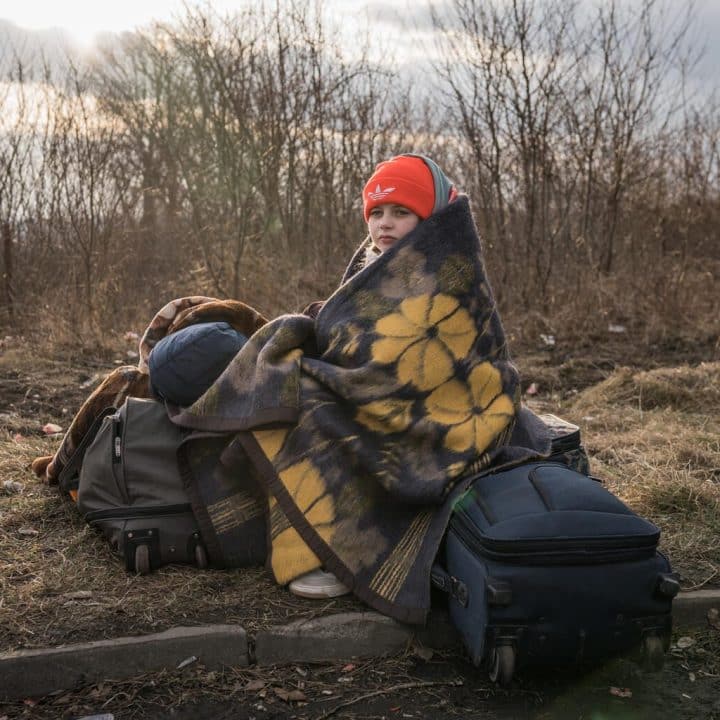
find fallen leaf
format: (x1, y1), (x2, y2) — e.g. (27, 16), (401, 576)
(273, 687), (307, 702)
(609, 687), (633, 698)
(88, 683), (108, 699)
(244, 680), (266, 692)
(525, 382), (539, 396)
(61, 590), (93, 600)
(608, 323), (626, 333)
(540, 333), (556, 347)
(18, 527), (39, 537)
(676, 636), (695, 649)
(2, 480), (23, 493)
(176, 655), (197, 669)
(411, 642), (434, 661)
(124, 331), (139, 341)
(689, 672), (696, 682)
(52, 693), (73, 705)
(707, 608), (720, 630)
(42, 423), (63, 435)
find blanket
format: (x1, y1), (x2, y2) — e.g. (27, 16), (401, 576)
(171, 197), (550, 624)
(32, 298), (267, 483)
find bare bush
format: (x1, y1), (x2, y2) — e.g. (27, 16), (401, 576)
(430, 0), (717, 343)
(0, 0), (716, 350)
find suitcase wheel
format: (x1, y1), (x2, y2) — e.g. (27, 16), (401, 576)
(195, 543), (208, 569)
(488, 644), (515, 686)
(641, 635), (664, 672)
(134, 543), (152, 575)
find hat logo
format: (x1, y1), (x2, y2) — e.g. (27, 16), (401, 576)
(368, 184), (396, 201)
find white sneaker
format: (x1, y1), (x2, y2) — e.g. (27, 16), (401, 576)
(288, 568), (350, 599)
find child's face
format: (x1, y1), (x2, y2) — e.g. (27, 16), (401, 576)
(367, 203), (421, 252)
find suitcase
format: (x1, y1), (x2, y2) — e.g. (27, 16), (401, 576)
(64, 397), (209, 574)
(434, 461), (679, 684)
(539, 412), (590, 475)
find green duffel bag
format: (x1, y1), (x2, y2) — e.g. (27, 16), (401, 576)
(61, 397), (210, 574)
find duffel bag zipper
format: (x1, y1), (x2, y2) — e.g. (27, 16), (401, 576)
(110, 414), (132, 506)
(450, 508), (658, 565)
(84, 503), (193, 524)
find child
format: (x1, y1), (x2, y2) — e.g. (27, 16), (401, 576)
(337, 154), (458, 280)
(36, 154), (459, 600)
(150, 156), (456, 404)
(287, 153), (458, 599)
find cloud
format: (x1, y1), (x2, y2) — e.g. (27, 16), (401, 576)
(0, 19), (77, 80)
(358, 1), (452, 31)
(690, 0), (720, 87)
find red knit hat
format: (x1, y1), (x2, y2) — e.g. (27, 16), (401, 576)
(363, 156), (435, 221)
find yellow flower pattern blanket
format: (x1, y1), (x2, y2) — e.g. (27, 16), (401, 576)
(172, 197), (549, 624)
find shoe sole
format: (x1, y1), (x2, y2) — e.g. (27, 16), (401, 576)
(289, 585), (350, 599)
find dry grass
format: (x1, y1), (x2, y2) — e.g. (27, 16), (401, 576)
(1, 340), (718, 655)
(559, 362), (720, 589)
(0, 340), (363, 653)
(0, 441), (364, 652)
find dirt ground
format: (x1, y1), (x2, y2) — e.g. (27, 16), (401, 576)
(1, 332), (719, 719)
(3, 640), (720, 720)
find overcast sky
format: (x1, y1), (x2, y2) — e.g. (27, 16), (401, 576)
(1, 0), (718, 89)
(1, 0), (366, 45)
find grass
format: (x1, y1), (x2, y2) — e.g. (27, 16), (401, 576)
(1, 337), (719, 654)
(560, 362), (720, 589)
(0, 459), (364, 651)
(0, 339), (365, 652)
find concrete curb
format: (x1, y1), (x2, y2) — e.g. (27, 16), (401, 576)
(254, 610), (460, 665)
(0, 625), (248, 702)
(254, 612), (414, 665)
(672, 589), (720, 629)
(1, 591), (717, 703)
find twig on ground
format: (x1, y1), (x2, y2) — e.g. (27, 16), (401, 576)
(315, 678), (463, 720)
(682, 568), (719, 592)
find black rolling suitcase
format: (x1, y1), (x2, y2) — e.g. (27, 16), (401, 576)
(434, 461), (679, 684)
(61, 397), (210, 574)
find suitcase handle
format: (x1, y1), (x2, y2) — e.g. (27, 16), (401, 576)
(656, 573), (680, 599)
(486, 578), (512, 606)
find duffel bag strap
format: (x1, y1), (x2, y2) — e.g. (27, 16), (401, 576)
(58, 406), (117, 496)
